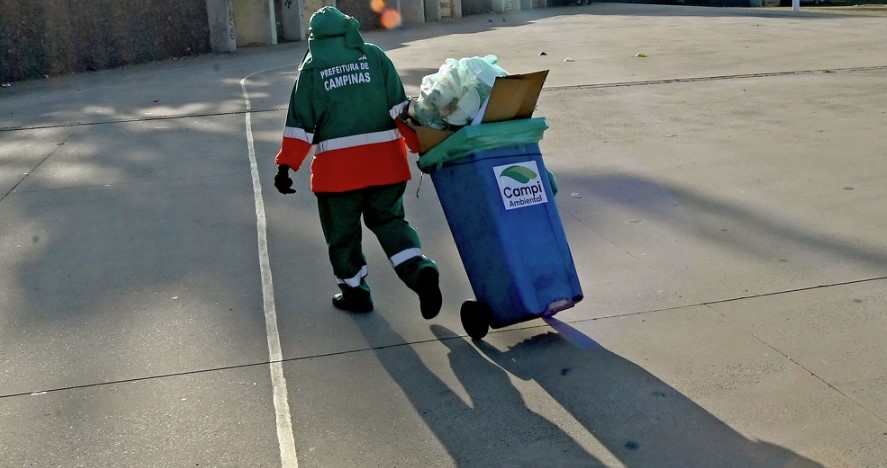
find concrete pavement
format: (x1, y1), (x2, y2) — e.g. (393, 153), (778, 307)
(1, 4), (886, 467)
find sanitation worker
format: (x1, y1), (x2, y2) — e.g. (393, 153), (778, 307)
(273, 6), (441, 319)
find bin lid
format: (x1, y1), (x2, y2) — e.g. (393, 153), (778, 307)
(417, 117), (549, 172)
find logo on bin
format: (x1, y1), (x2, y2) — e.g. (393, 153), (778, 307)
(493, 161), (548, 210)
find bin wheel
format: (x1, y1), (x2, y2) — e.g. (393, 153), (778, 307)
(461, 300), (491, 341)
(574, 0), (584, 5)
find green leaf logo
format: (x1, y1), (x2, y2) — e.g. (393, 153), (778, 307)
(499, 166), (538, 184)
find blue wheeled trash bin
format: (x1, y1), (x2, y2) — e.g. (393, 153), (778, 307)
(418, 118), (583, 340)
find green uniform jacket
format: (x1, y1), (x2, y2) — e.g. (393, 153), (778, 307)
(275, 9), (410, 193)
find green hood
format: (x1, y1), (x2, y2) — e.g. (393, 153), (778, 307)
(300, 7), (366, 71)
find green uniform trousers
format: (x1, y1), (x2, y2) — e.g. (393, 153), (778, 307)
(315, 182), (437, 301)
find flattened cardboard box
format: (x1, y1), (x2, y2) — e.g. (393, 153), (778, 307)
(403, 70), (549, 153)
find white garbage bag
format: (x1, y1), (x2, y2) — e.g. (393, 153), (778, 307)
(410, 55), (508, 128)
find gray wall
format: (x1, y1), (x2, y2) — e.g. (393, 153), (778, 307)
(460, 0), (492, 16)
(0, 0), (210, 83)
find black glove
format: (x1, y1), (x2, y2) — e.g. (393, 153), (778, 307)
(274, 165), (296, 194)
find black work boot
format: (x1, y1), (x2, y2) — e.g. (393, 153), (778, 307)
(332, 294), (374, 313)
(395, 256), (442, 320)
(416, 266), (442, 320)
(332, 284), (373, 313)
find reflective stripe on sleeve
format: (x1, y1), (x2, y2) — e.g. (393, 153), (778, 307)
(283, 126), (314, 143)
(389, 100), (408, 119)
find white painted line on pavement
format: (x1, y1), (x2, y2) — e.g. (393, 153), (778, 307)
(241, 68), (299, 468)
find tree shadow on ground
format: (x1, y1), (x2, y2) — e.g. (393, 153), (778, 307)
(553, 172), (887, 272)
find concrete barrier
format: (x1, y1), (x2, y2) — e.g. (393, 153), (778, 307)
(207, 0), (238, 52)
(278, 0), (307, 41)
(233, 0), (278, 46)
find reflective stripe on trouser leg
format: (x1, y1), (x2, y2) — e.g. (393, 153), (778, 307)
(362, 183), (423, 264)
(389, 248), (422, 268)
(316, 190), (370, 297)
(358, 182), (437, 291)
(393, 255), (438, 292)
(337, 265), (368, 288)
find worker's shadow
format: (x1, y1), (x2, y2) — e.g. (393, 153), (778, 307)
(356, 315), (601, 466)
(473, 319), (824, 468)
(359, 314), (822, 467)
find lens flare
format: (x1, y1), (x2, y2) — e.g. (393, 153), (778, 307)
(380, 8), (401, 29)
(370, 0), (386, 13)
